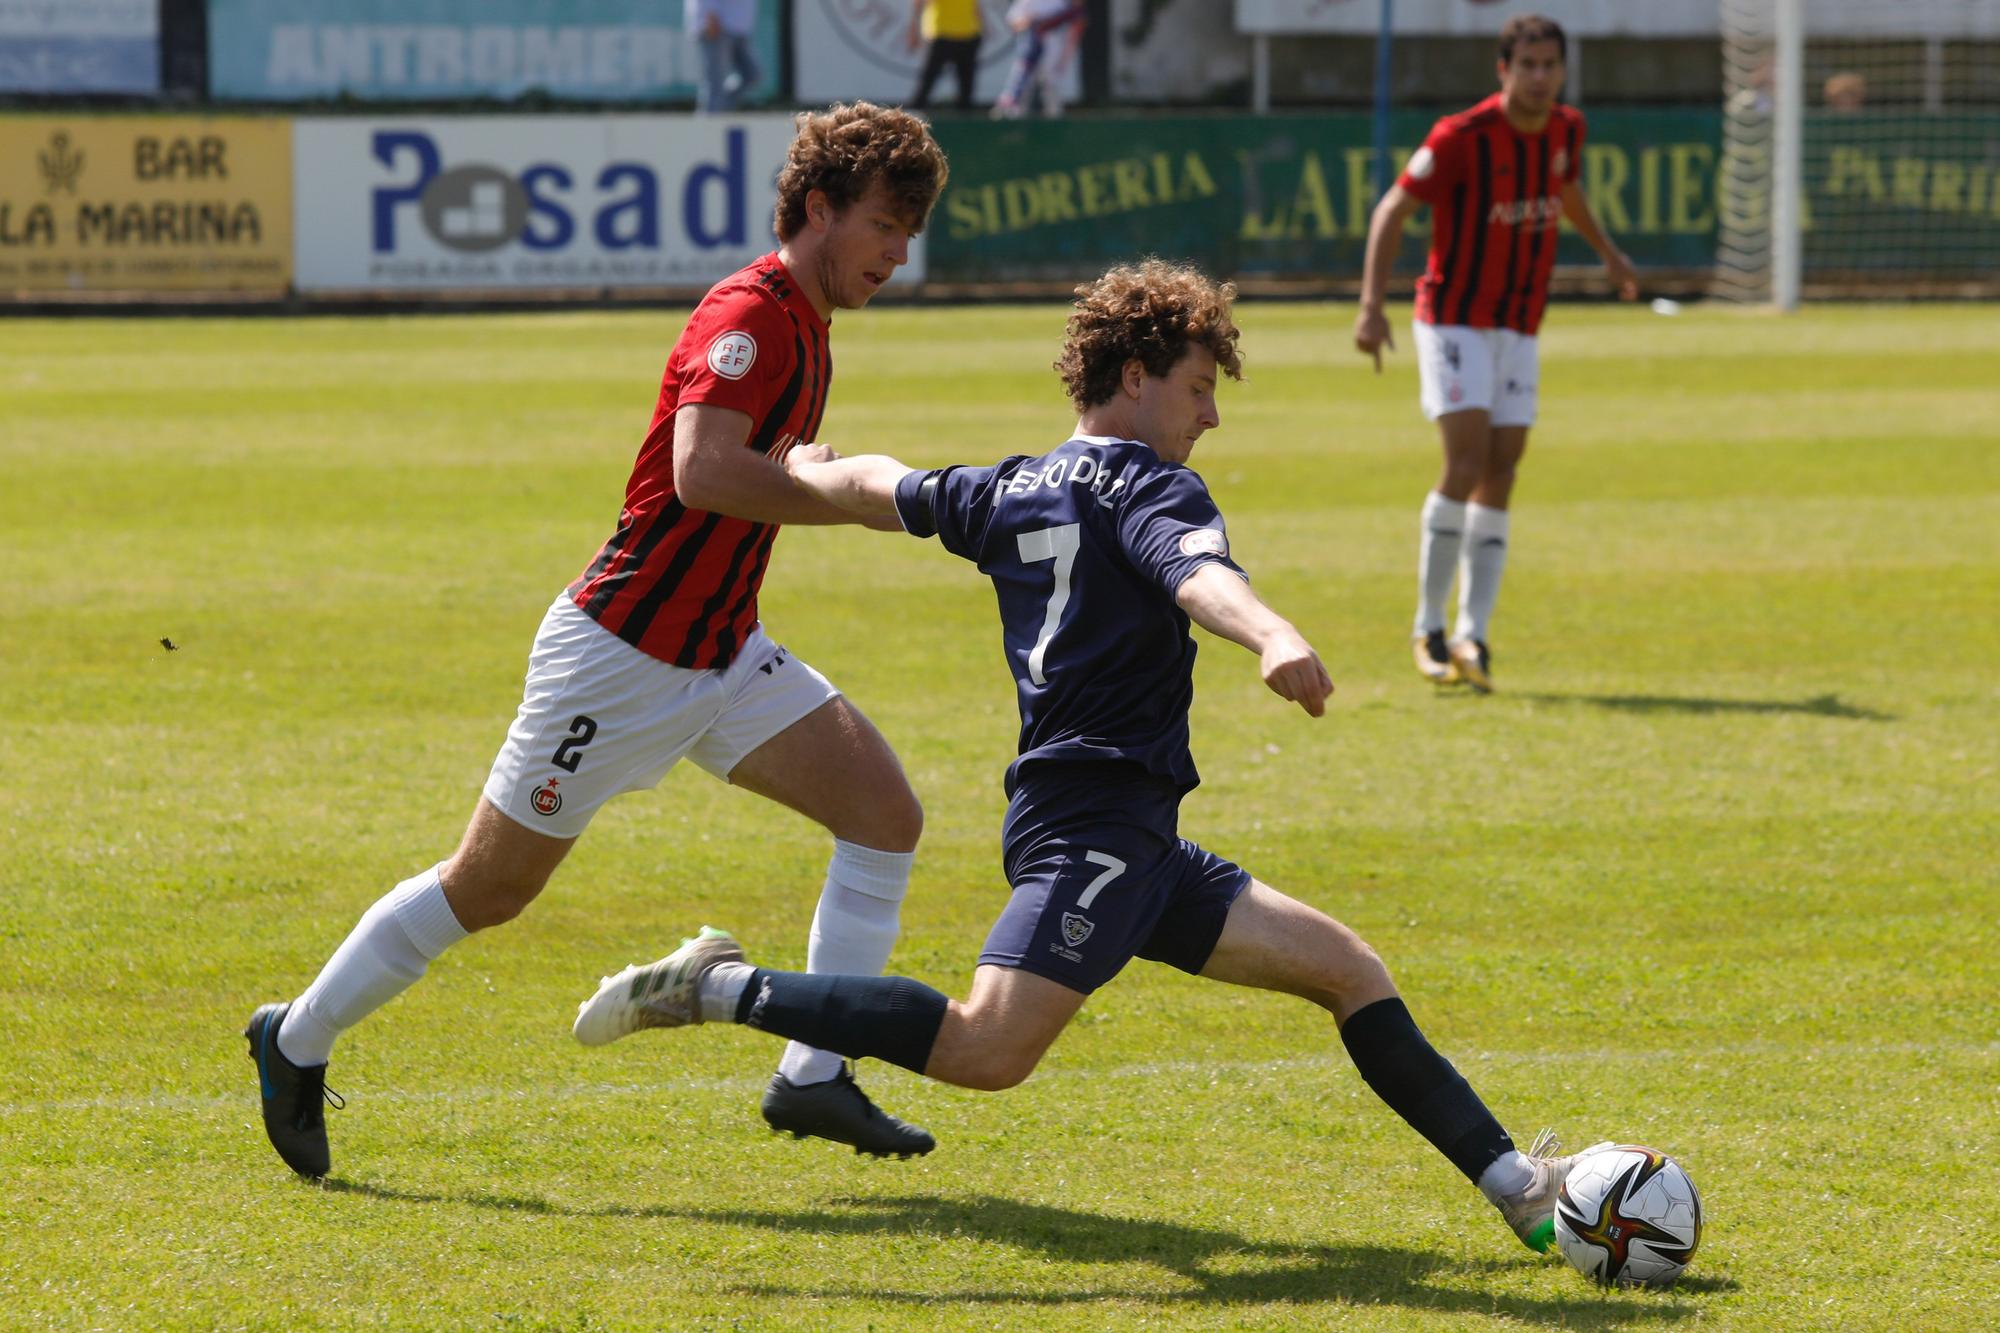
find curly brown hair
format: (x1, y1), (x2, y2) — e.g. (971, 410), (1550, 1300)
(773, 102), (949, 242)
(1055, 260), (1244, 412)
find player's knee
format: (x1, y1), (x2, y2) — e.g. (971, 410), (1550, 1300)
(1302, 931), (1393, 1014)
(854, 784), (924, 853)
(439, 862), (545, 931)
(1440, 460), (1484, 499)
(956, 1047), (1037, 1092)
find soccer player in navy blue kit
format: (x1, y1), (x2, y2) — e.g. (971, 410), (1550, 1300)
(574, 260), (1577, 1251)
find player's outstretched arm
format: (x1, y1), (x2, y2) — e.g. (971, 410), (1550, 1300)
(1175, 564), (1334, 717)
(1354, 184), (1423, 373)
(674, 405), (894, 525)
(1559, 181), (1639, 300)
(781, 447), (917, 526)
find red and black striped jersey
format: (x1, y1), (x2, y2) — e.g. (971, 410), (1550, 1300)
(1399, 94), (1585, 336)
(568, 253), (831, 668)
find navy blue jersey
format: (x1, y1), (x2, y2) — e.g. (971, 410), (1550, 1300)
(894, 434), (1244, 792)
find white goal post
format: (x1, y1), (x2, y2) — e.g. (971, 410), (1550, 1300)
(1716, 0), (2000, 307)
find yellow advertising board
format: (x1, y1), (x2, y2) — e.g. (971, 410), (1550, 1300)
(0, 116), (292, 295)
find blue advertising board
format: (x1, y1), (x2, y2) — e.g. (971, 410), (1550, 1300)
(209, 0), (781, 103)
(0, 0), (159, 94)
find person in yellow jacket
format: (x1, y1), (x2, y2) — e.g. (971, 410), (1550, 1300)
(908, 0), (984, 110)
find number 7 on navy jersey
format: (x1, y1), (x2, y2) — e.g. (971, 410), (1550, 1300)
(1017, 523), (1080, 685)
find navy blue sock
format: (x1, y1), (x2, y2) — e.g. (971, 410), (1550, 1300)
(734, 969), (949, 1076)
(1339, 997), (1515, 1184)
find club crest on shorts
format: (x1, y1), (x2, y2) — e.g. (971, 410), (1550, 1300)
(1060, 912), (1095, 948)
(530, 778), (563, 817)
(707, 330), (757, 380)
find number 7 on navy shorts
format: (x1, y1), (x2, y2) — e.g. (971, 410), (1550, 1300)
(980, 828), (1251, 995)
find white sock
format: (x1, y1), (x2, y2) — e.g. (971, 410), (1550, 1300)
(1478, 1150), (1534, 1201)
(1415, 491), (1467, 636)
(1453, 503), (1511, 645)
(275, 863), (468, 1067)
(776, 840), (912, 1085)
(698, 961), (755, 1023)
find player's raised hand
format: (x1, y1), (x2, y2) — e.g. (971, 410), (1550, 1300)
(1606, 249), (1640, 301)
(1353, 306), (1394, 373)
(1260, 630), (1335, 718)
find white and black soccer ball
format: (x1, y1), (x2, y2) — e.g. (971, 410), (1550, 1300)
(1553, 1143), (1702, 1289)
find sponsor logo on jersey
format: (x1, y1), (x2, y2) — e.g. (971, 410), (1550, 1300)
(1060, 912), (1095, 948)
(707, 330), (757, 379)
(1407, 146), (1436, 180)
(1487, 196), (1563, 227)
(530, 778), (563, 816)
(1179, 528), (1228, 558)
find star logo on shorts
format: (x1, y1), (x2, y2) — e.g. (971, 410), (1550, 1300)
(531, 779), (562, 816)
(1060, 913), (1094, 948)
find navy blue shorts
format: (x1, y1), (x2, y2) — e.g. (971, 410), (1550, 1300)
(980, 762), (1251, 994)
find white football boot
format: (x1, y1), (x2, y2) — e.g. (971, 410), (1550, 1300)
(573, 926), (745, 1047)
(1493, 1128), (1582, 1253)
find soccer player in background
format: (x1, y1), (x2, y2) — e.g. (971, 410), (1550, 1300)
(1354, 13), (1637, 691)
(245, 103), (948, 1178)
(574, 260), (1581, 1255)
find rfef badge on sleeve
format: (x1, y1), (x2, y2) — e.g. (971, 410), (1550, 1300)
(707, 331), (757, 380)
(1179, 528), (1228, 558)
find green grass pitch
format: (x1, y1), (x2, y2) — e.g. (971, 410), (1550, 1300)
(1, 300), (1995, 1330)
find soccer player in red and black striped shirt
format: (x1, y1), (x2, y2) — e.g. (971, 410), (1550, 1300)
(1354, 14), (1636, 692)
(245, 104), (950, 1179)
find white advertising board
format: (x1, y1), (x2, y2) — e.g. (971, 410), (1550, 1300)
(1235, 0), (2000, 39)
(1235, 0), (1722, 38)
(794, 0), (1080, 107)
(292, 115), (927, 292)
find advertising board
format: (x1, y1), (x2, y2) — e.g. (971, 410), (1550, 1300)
(292, 115), (928, 292)
(926, 111), (1725, 281)
(1235, 1), (1721, 38)
(210, 0), (780, 103)
(0, 0), (158, 95)
(0, 116), (291, 294)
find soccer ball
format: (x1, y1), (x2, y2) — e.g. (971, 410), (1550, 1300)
(1552, 1143), (1702, 1289)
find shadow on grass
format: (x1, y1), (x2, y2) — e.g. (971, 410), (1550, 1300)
(1513, 691), (1892, 721)
(322, 1180), (1727, 1323)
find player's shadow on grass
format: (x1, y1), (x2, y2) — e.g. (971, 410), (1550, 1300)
(652, 1193), (1723, 1325)
(1514, 691), (1892, 721)
(323, 1182), (1731, 1321)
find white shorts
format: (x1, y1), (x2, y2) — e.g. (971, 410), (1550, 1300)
(482, 595), (840, 838)
(1413, 321), (1539, 428)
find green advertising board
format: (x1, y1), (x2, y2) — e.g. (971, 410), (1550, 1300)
(927, 108), (2000, 285)
(1800, 113), (2000, 277)
(927, 110), (1723, 283)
